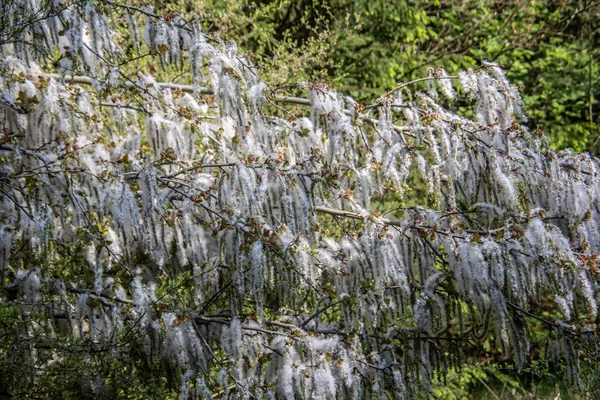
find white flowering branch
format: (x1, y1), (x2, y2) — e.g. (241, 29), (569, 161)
(1, 1), (598, 399)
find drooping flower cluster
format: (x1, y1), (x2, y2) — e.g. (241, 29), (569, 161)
(0, 1), (598, 398)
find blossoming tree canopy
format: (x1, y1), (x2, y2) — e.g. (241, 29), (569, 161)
(0, 0), (598, 398)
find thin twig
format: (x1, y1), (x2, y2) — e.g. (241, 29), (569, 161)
(301, 299), (343, 328)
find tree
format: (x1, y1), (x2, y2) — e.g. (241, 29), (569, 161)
(0, 0), (598, 398)
(183, 0), (599, 153)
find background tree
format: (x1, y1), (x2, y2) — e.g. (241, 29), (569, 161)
(0, 0), (599, 398)
(152, 0), (599, 154)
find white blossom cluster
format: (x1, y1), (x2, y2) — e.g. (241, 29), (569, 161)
(0, 1), (598, 398)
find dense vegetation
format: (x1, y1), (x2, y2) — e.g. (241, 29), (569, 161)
(0, 0), (598, 398)
(170, 0), (599, 153)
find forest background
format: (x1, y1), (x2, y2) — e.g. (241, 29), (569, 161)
(174, 0), (599, 153)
